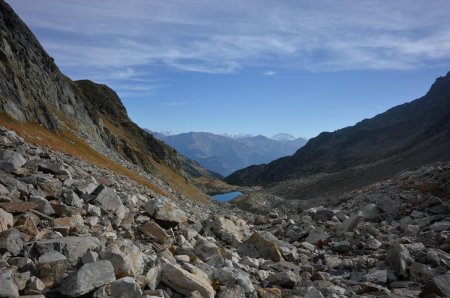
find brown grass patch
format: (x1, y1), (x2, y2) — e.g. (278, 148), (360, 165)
(0, 111), (168, 196)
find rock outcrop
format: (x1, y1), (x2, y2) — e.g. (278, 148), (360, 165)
(0, 0), (218, 202)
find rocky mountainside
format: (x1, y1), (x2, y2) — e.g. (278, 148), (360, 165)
(226, 72), (450, 200)
(0, 1), (222, 201)
(150, 131), (307, 176)
(1, 126), (450, 297)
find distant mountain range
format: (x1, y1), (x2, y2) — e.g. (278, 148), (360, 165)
(148, 131), (307, 176)
(225, 71), (450, 201)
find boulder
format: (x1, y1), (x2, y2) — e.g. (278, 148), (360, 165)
(330, 240), (352, 253)
(0, 276), (19, 298)
(194, 237), (223, 263)
(213, 267), (254, 293)
(145, 197), (187, 226)
(386, 244), (412, 278)
(92, 185), (123, 212)
(0, 228), (23, 255)
(364, 238), (382, 250)
(145, 265), (162, 290)
(110, 277), (142, 298)
(36, 175), (63, 198)
(74, 177), (98, 195)
(218, 285), (246, 298)
(28, 276), (45, 292)
(82, 250), (99, 264)
(37, 251), (67, 286)
(29, 196), (55, 215)
(258, 288), (282, 298)
(36, 160), (69, 179)
(0, 149), (26, 173)
(30, 236), (102, 265)
(337, 211), (364, 234)
(420, 273), (450, 298)
(363, 269), (388, 285)
(139, 221), (173, 246)
(62, 190), (83, 208)
(305, 228), (329, 245)
(238, 231), (284, 262)
(429, 221), (450, 232)
(161, 262), (215, 298)
(410, 262), (434, 283)
(267, 270), (301, 289)
(0, 207), (13, 232)
(100, 239), (145, 278)
(304, 287), (325, 298)
(58, 260), (116, 297)
(209, 216), (250, 246)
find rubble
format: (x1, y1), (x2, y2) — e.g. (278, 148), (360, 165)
(0, 125), (449, 297)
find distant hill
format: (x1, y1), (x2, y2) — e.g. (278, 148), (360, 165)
(225, 72), (450, 200)
(148, 131), (307, 176)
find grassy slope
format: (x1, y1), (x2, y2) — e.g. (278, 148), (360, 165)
(0, 111), (209, 203)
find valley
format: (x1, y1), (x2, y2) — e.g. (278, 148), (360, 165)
(150, 131), (307, 177)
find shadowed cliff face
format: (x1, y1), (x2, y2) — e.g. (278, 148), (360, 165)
(0, 1), (98, 134)
(226, 72), (450, 196)
(0, 1), (217, 200)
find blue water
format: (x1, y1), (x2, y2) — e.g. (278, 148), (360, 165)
(212, 191), (243, 202)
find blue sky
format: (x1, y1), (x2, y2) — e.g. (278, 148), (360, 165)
(7, 0), (450, 138)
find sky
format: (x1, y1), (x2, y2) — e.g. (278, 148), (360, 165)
(6, 0), (450, 138)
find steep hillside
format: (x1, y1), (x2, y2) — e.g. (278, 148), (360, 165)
(0, 0), (212, 201)
(226, 72), (450, 198)
(152, 131), (307, 176)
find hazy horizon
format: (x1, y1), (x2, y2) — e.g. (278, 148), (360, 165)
(7, 0), (450, 138)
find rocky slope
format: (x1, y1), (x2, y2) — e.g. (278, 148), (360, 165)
(1, 126), (450, 298)
(151, 132), (307, 176)
(0, 0), (217, 201)
(226, 73), (450, 201)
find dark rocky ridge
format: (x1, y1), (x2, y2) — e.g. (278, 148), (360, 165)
(226, 72), (450, 201)
(0, 1), (218, 199)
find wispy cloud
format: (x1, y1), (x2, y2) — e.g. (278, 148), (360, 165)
(263, 70), (276, 76)
(7, 0), (450, 96)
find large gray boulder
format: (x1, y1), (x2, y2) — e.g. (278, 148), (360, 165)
(267, 270), (301, 289)
(161, 262), (215, 298)
(92, 185), (123, 212)
(213, 267), (255, 293)
(386, 244), (412, 278)
(139, 221), (173, 246)
(337, 211), (364, 234)
(58, 260), (116, 297)
(37, 251), (67, 286)
(30, 236), (102, 265)
(145, 197), (187, 226)
(420, 273), (450, 298)
(110, 276), (143, 298)
(0, 149), (26, 173)
(0, 228), (23, 255)
(238, 231), (284, 262)
(194, 237), (223, 263)
(100, 239), (145, 278)
(0, 276), (19, 297)
(208, 216), (250, 247)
